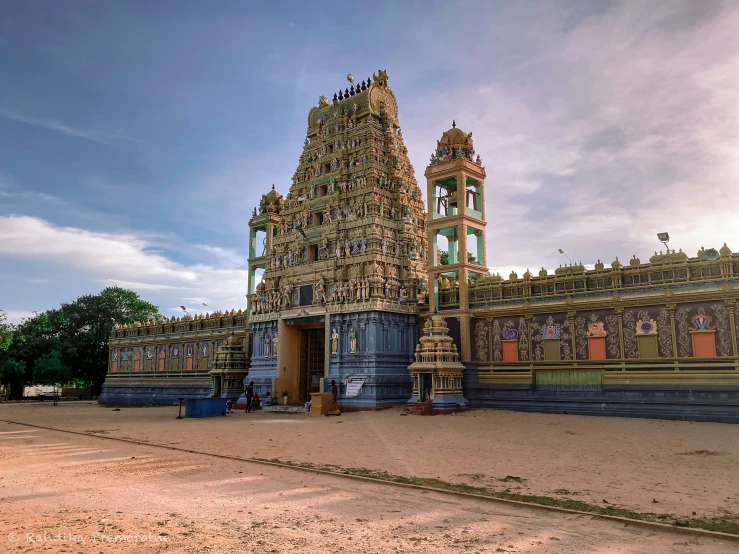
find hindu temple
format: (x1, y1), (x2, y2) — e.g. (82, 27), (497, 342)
(100, 70), (739, 423)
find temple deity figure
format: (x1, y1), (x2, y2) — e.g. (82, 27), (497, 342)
(352, 239), (360, 255)
(344, 239), (351, 258)
(382, 238), (388, 255)
(349, 326), (357, 353)
(264, 333), (272, 357)
(308, 184), (316, 199)
(385, 279), (391, 299)
(331, 328), (339, 354)
(272, 333), (278, 354)
(361, 238), (367, 253)
(335, 241), (342, 258)
(324, 206), (332, 224)
(315, 278), (327, 303)
(399, 286), (408, 302)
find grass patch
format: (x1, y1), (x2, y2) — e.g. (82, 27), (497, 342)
(252, 457), (739, 535)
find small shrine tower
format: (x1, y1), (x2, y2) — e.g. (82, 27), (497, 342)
(209, 331), (250, 402)
(407, 314), (468, 413)
(425, 122), (487, 361)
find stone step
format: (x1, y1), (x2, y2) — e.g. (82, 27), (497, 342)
(261, 405), (309, 414)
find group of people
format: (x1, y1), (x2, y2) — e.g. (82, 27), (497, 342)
(224, 379), (341, 416)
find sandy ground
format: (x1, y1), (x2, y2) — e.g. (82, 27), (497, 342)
(0, 402), (738, 523)
(1, 422), (736, 553)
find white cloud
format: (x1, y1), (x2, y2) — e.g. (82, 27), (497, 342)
(0, 107), (134, 145)
(401, 1), (739, 273)
(0, 215), (248, 317)
(1, 310), (36, 325)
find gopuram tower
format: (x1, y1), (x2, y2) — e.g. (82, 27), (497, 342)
(248, 70), (429, 409)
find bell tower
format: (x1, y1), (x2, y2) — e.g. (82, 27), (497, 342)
(425, 121), (487, 361)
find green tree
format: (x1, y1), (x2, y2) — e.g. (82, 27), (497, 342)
(0, 310), (12, 352)
(0, 359), (25, 401)
(33, 350), (71, 405)
(57, 287), (160, 395)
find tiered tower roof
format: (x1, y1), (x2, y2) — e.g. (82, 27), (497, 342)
(249, 70), (429, 319)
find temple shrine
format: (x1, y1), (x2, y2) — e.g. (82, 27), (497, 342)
(101, 70), (739, 423)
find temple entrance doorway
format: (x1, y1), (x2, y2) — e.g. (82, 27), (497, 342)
(299, 327), (325, 403)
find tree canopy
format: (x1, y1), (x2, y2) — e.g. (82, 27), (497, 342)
(0, 287), (160, 399)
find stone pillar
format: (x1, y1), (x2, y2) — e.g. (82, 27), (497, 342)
(460, 316), (472, 362)
(667, 304), (678, 358)
(568, 311), (576, 359)
(726, 299), (738, 357)
(266, 221), (274, 256)
(457, 173), (466, 212)
(615, 308), (625, 361)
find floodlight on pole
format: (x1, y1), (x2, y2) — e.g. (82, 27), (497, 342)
(657, 232), (670, 252)
(202, 302), (218, 313)
(180, 305), (190, 317)
(558, 248), (574, 265)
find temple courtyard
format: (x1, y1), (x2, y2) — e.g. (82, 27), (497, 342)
(1, 404), (738, 553)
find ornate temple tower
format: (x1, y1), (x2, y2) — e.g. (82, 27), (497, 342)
(407, 314), (468, 413)
(425, 123), (487, 361)
(209, 331), (250, 402)
(247, 70), (428, 408)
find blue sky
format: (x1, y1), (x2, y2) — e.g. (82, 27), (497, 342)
(1, 1), (738, 323)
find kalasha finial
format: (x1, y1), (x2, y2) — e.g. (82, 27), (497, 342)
(271, 184), (275, 191)
(452, 120), (456, 128)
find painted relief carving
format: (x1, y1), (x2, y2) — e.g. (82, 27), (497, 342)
(657, 308), (673, 358)
(264, 333), (272, 357)
(561, 319), (572, 361)
(501, 322), (518, 340)
(605, 314), (620, 357)
(349, 326), (357, 353)
(675, 307), (692, 357)
(492, 320), (502, 361)
(540, 319), (562, 339)
(690, 307), (714, 330)
(710, 304), (732, 356)
(622, 311), (637, 358)
(587, 320), (607, 337)
(518, 317), (529, 361)
(575, 316), (588, 359)
(635, 317), (657, 335)
(474, 319), (489, 362)
(331, 328), (339, 354)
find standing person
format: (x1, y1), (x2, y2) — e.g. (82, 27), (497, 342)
(327, 379), (341, 416)
(244, 381), (254, 413)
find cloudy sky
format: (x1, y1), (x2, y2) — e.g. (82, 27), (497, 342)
(1, 0), (738, 323)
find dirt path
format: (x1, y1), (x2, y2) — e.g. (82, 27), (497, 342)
(1, 422), (736, 553)
(1, 402), (738, 522)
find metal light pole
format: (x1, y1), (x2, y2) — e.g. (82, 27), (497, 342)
(657, 232), (670, 253)
(558, 248), (574, 265)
